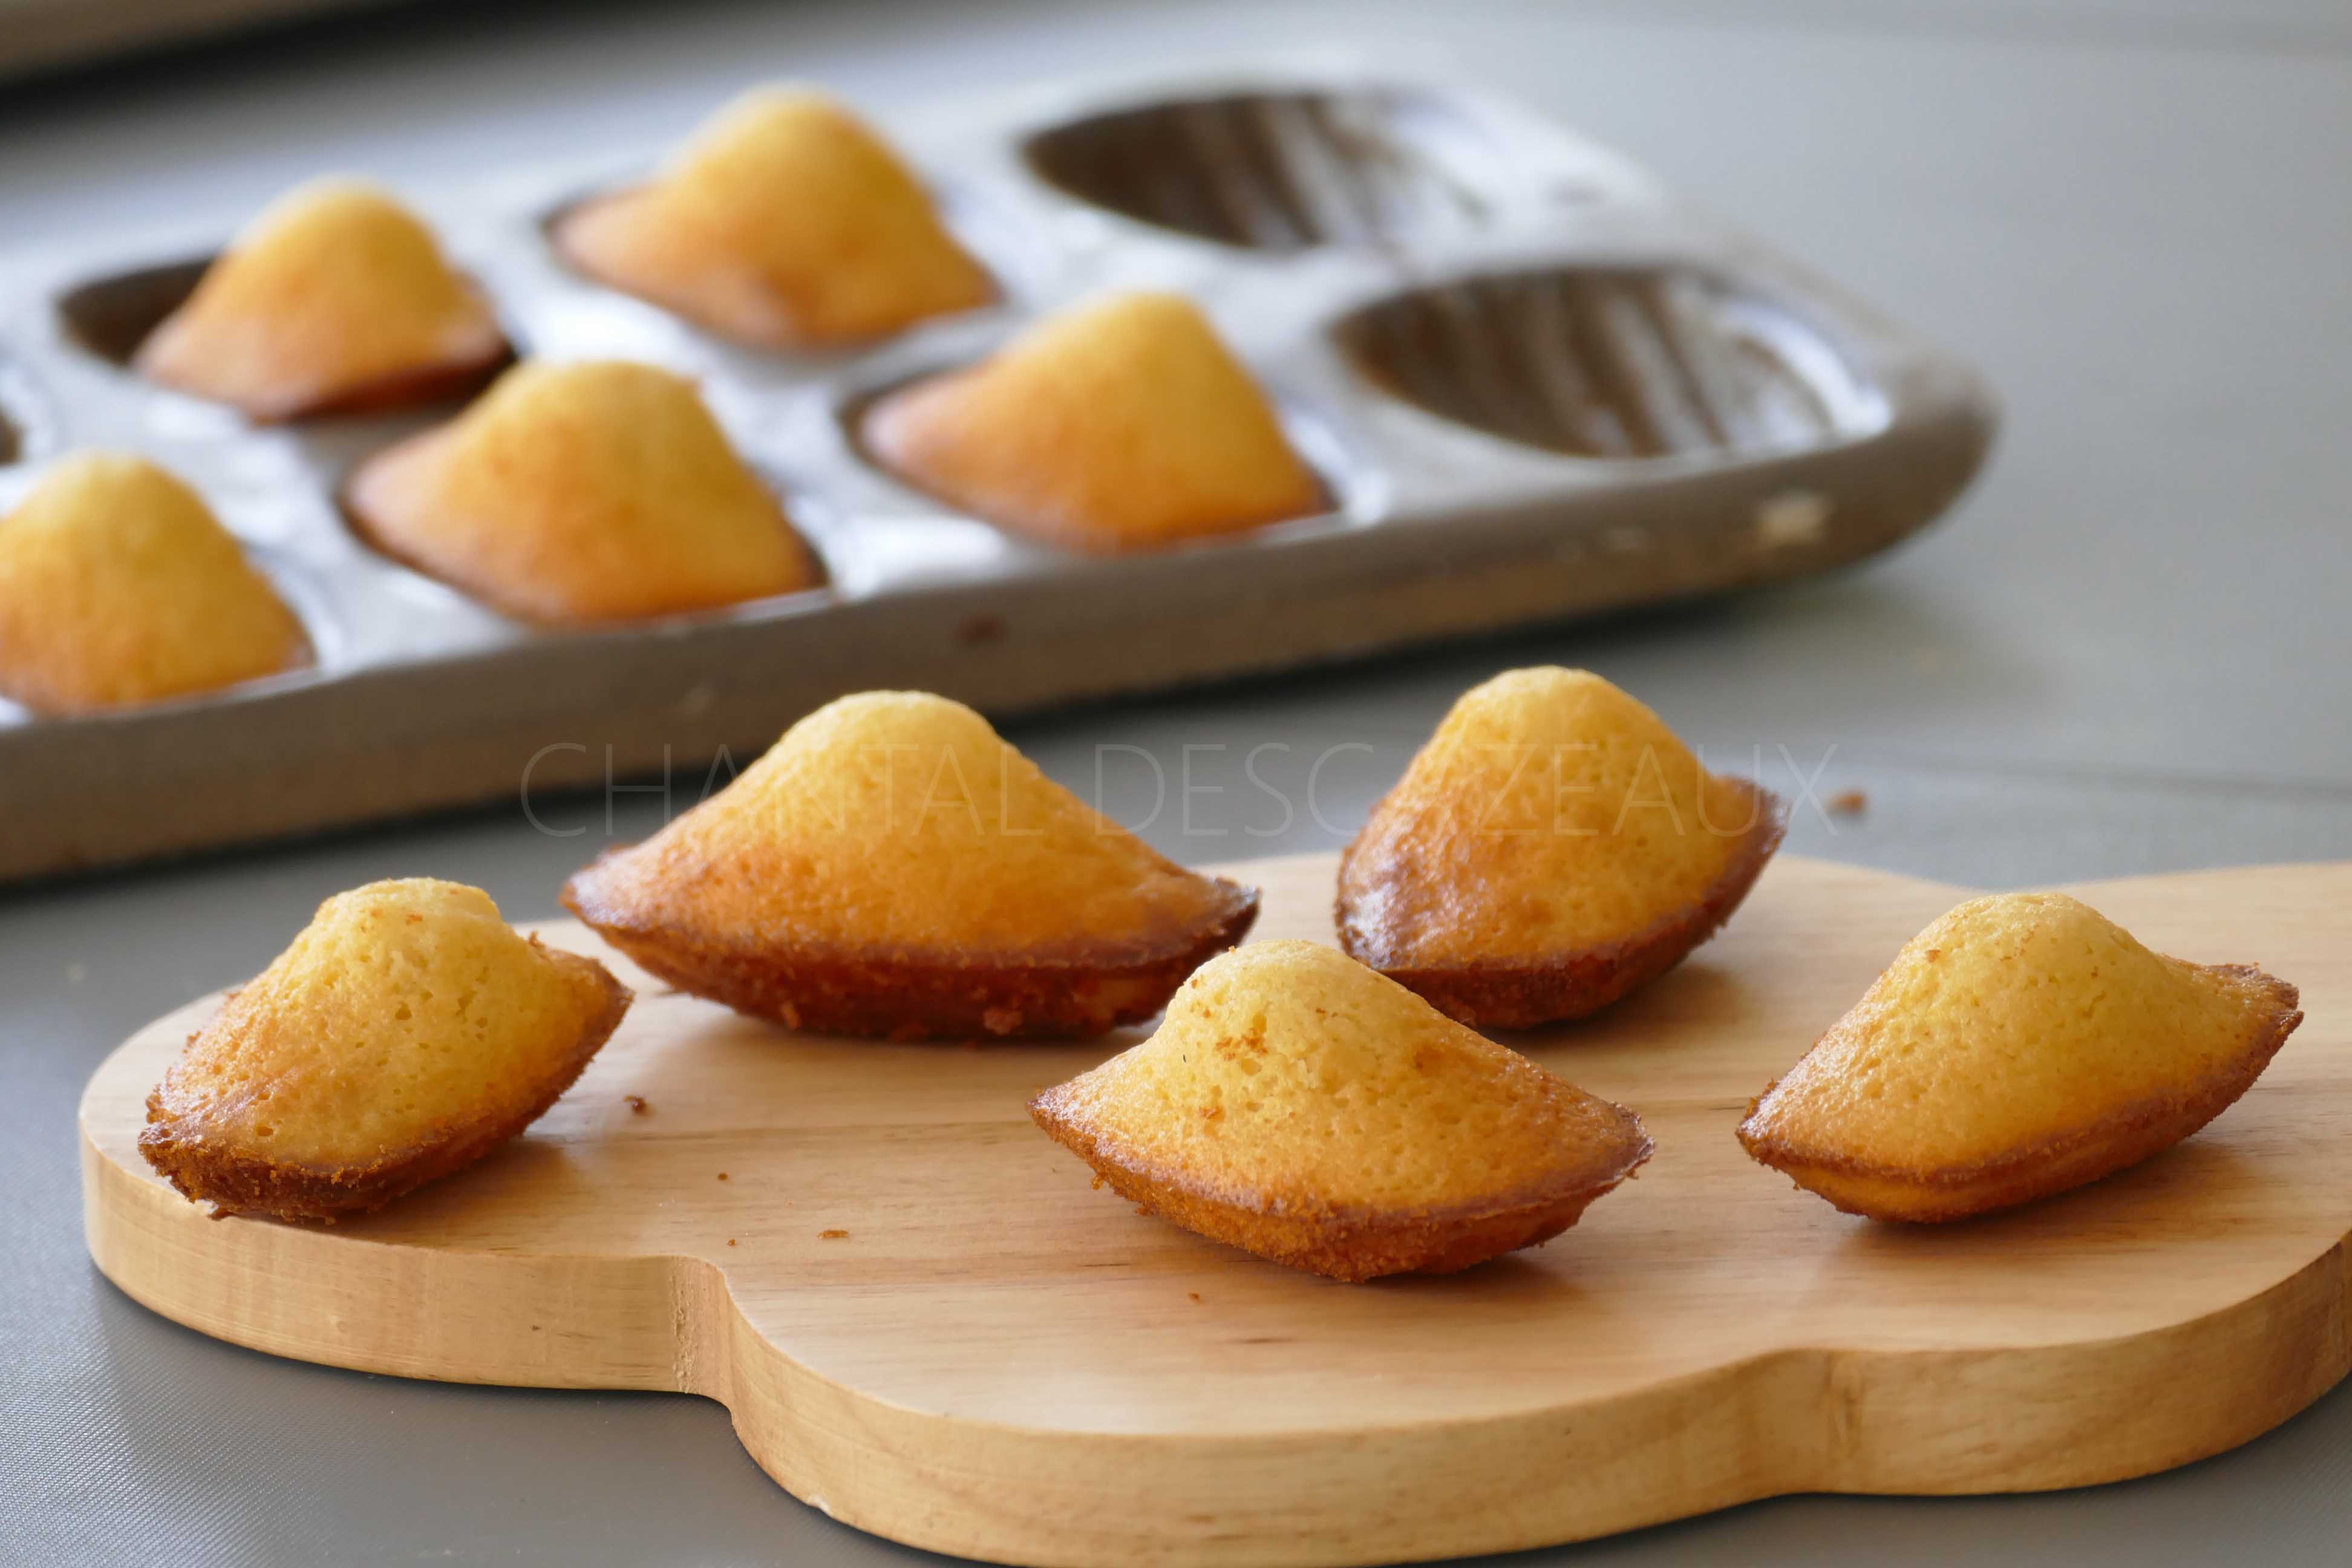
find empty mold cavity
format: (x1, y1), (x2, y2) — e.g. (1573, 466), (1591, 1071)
(1336, 266), (1885, 459)
(56, 256), (211, 367)
(1024, 88), (1497, 250)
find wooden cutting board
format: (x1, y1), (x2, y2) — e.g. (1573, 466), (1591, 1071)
(78, 852), (2352, 1567)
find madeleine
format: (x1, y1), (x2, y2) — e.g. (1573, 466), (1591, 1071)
(553, 87), (991, 348)
(1338, 668), (1783, 1027)
(140, 880), (631, 1221)
(862, 292), (1322, 552)
(0, 452), (305, 713)
(136, 179), (508, 420)
(1032, 940), (1652, 1281)
(342, 359), (815, 623)
(1738, 892), (2301, 1222)
(563, 691), (1257, 1039)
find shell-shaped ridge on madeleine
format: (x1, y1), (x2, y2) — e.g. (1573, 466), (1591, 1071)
(1737, 891), (2302, 1222)
(552, 87), (993, 348)
(139, 878), (632, 1221)
(1338, 667), (1785, 1027)
(562, 690), (1258, 1038)
(342, 359), (816, 624)
(135, 178), (508, 421)
(1031, 940), (1652, 1281)
(0, 451), (307, 714)
(861, 291), (1324, 553)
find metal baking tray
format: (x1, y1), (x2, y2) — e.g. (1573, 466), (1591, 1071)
(0, 59), (1995, 881)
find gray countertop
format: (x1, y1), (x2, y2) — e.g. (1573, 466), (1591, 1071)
(6, 1), (2351, 1562)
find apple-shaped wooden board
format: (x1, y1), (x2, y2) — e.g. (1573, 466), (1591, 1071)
(80, 852), (2352, 1567)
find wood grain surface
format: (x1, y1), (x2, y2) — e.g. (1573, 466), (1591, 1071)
(78, 852), (2352, 1567)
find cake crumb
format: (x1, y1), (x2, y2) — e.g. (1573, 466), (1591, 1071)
(624, 1094), (649, 1115)
(1827, 788), (1868, 816)
(716, 1172), (729, 1181)
(820, 1228), (850, 1240)
(727, 1238), (737, 1247)
(1187, 1292), (1202, 1303)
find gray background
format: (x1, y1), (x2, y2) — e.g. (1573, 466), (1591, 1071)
(5, 0), (2350, 1561)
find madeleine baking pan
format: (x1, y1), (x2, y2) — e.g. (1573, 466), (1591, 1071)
(0, 62), (1995, 881)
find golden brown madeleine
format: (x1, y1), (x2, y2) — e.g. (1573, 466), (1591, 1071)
(1338, 668), (1783, 1028)
(1031, 940), (1651, 1281)
(0, 452), (307, 714)
(1738, 892), (2301, 1222)
(861, 292), (1324, 552)
(563, 690), (1256, 1039)
(552, 87), (992, 349)
(140, 879), (631, 1221)
(135, 179), (509, 421)
(342, 359), (816, 623)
